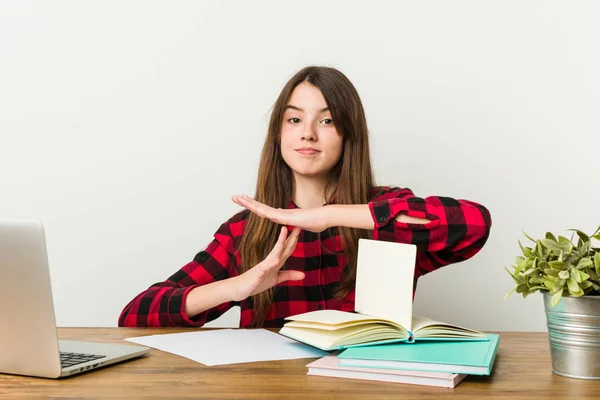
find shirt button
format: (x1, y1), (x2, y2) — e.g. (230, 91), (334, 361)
(317, 304), (323, 310)
(379, 216), (387, 222)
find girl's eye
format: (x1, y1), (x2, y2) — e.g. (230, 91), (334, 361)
(288, 118), (301, 123)
(322, 119), (333, 124)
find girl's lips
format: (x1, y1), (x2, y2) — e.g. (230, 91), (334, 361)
(296, 149), (321, 155)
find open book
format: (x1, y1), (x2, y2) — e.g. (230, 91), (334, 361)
(279, 239), (488, 351)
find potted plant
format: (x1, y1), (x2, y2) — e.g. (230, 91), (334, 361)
(505, 226), (600, 379)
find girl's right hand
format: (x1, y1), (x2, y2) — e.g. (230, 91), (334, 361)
(229, 226), (304, 302)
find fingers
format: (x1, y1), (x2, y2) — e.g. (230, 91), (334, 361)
(269, 226), (301, 275)
(281, 226), (301, 259)
(249, 226), (304, 292)
(232, 195), (254, 212)
(276, 225), (288, 248)
(232, 195), (266, 215)
(262, 226), (287, 266)
(232, 195), (286, 224)
(259, 225), (299, 272)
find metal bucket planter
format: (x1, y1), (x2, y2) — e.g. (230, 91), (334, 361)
(543, 291), (600, 379)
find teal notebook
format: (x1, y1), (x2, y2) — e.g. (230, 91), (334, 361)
(337, 334), (500, 375)
(279, 239), (488, 351)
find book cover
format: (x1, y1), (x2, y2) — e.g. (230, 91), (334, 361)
(337, 333), (500, 375)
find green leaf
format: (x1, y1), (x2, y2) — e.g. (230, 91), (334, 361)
(558, 236), (574, 253)
(581, 281), (593, 290)
(551, 285), (563, 294)
(546, 232), (558, 242)
(576, 258), (593, 270)
(529, 276), (546, 284)
(570, 248), (582, 257)
(549, 260), (566, 269)
(536, 241), (544, 258)
(541, 239), (562, 252)
(528, 286), (546, 291)
(505, 266), (522, 285)
(564, 254), (578, 266)
(522, 246), (536, 259)
(579, 241), (591, 257)
(559, 270), (570, 280)
(551, 289), (563, 307)
(519, 258), (532, 274)
(544, 268), (559, 276)
(580, 271), (590, 281)
(594, 233), (600, 242)
(567, 229), (590, 243)
(595, 253), (600, 275)
(567, 277), (581, 295)
(522, 231), (537, 243)
(516, 283), (528, 294)
(504, 287), (516, 300)
(544, 280), (558, 290)
(558, 236), (571, 245)
(519, 240), (537, 259)
(571, 268), (582, 283)
(572, 287), (585, 297)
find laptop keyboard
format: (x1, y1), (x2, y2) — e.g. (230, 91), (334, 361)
(60, 351), (106, 369)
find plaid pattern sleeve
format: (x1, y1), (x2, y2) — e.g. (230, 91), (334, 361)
(368, 186), (492, 278)
(118, 218), (241, 327)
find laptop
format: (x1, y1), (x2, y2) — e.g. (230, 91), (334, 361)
(0, 219), (150, 378)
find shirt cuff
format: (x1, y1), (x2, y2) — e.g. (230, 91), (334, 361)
(166, 285), (206, 327)
(369, 198), (440, 230)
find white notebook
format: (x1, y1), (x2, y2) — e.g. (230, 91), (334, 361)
(307, 354), (467, 388)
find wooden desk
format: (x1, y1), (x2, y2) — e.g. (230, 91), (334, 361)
(1, 329), (599, 399)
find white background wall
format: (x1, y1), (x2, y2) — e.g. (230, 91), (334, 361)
(1, 1), (599, 331)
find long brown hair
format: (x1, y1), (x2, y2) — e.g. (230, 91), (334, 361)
(239, 66), (377, 326)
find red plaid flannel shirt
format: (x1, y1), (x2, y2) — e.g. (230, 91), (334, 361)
(118, 186), (492, 328)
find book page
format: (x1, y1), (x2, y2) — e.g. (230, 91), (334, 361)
(354, 239), (417, 332)
(284, 318), (404, 331)
(280, 326), (361, 349)
(280, 324), (408, 350)
(285, 309), (378, 325)
(411, 316), (486, 338)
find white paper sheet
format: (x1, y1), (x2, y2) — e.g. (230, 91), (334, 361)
(125, 328), (327, 366)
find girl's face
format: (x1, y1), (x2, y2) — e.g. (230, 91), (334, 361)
(280, 83), (343, 180)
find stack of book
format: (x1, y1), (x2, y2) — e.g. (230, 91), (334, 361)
(278, 239), (500, 389)
(308, 336), (499, 388)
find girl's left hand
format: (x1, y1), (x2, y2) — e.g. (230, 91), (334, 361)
(232, 195), (331, 233)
